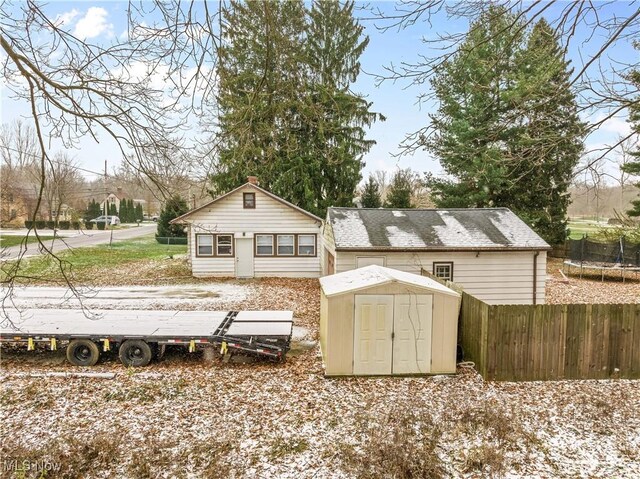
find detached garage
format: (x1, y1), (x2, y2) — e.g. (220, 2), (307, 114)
(319, 265), (461, 376)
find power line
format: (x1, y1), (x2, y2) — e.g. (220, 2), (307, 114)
(0, 144), (112, 177)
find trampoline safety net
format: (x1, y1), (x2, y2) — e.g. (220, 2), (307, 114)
(566, 238), (640, 266)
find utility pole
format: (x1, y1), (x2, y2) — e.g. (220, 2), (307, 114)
(104, 159), (108, 217)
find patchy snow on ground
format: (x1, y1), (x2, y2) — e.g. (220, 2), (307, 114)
(1, 277), (639, 478)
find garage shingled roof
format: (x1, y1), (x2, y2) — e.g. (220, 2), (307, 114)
(327, 207), (550, 251)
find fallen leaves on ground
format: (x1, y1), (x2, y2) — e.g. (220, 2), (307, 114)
(2, 279), (639, 478)
(546, 257), (640, 304)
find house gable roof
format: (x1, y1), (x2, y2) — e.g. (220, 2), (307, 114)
(320, 265), (460, 297)
(327, 207), (550, 251)
(170, 183), (323, 224)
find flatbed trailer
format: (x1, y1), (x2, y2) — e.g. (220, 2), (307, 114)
(0, 309), (293, 367)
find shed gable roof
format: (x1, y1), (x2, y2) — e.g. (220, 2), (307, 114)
(170, 183), (322, 224)
(320, 265), (460, 297)
(327, 207), (550, 251)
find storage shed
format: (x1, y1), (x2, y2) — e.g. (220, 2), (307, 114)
(319, 265), (461, 376)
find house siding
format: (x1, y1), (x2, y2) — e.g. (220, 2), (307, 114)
(184, 185), (321, 278)
(332, 250), (546, 305)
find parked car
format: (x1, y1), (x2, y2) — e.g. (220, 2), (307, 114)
(90, 215), (120, 225)
(143, 214), (159, 222)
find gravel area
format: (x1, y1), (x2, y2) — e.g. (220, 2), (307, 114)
(546, 257), (640, 304)
(1, 278), (639, 478)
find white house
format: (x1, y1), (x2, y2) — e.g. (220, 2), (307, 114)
(171, 178), (323, 278)
(322, 207), (551, 305)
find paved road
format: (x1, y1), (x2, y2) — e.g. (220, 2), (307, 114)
(1, 224), (157, 260)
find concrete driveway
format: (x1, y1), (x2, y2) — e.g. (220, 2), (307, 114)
(1, 224), (157, 260)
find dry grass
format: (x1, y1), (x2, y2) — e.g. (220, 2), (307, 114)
(341, 408), (444, 479)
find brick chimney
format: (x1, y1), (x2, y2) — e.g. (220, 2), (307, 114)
(247, 176), (259, 185)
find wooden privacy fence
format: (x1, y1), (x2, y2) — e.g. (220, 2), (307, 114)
(421, 270), (640, 381)
(459, 293), (640, 381)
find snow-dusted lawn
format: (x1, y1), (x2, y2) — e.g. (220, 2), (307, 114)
(1, 278), (639, 478)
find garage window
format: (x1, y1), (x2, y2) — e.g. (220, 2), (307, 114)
(297, 235), (316, 256)
(433, 262), (453, 281)
(277, 235), (295, 256)
(216, 235), (233, 256)
(256, 234), (274, 256)
(196, 234), (214, 256)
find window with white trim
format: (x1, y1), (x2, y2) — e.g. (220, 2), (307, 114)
(297, 235), (316, 256)
(216, 235), (233, 256)
(277, 235), (295, 256)
(197, 235), (213, 256)
(256, 235), (274, 255)
(433, 262), (453, 281)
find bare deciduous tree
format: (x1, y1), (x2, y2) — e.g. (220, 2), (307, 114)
(0, 0), (222, 305)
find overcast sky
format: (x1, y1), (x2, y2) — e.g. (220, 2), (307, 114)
(1, 1), (637, 182)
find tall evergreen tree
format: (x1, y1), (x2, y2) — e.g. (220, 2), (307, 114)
(385, 169), (413, 208)
(621, 42), (640, 218)
(212, 0), (307, 195)
(119, 198), (128, 222)
(304, 0), (384, 215)
(211, 0), (381, 217)
(513, 19), (585, 244)
(360, 175), (382, 208)
(426, 8), (584, 245)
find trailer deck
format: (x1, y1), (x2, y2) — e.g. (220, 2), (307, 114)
(0, 309), (294, 366)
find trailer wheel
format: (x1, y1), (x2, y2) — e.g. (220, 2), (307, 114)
(119, 340), (153, 367)
(67, 339), (100, 366)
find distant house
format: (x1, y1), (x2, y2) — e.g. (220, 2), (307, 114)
(322, 207), (550, 305)
(171, 177), (322, 278)
(100, 193), (121, 213)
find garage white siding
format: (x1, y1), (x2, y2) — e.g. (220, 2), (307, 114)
(334, 251), (546, 305)
(181, 184), (321, 278)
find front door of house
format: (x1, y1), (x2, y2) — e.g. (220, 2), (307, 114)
(235, 238), (254, 278)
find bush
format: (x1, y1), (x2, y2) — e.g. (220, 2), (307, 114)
(45, 220), (55, 229)
(84, 221), (94, 230)
(35, 220), (46, 229)
(59, 221), (71, 230)
(71, 221), (80, 230)
(96, 221), (106, 230)
(155, 237), (188, 245)
(156, 196), (189, 238)
(24, 220), (34, 229)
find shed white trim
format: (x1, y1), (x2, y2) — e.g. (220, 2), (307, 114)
(320, 265), (460, 298)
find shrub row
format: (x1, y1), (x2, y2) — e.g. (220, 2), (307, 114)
(24, 220), (84, 230)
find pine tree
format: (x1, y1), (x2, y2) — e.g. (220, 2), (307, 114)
(135, 203), (144, 221)
(512, 19), (586, 244)
(303, 0), (384, 215)
(211, 0), (381, 217)
(360, 175), (382, 208)
(108, 203), (117, 216)
(212, 0), (307, 195)
(156, 196), (189, 238)
(385, 169), (413, 208)
(621, 42), (640, 217)
(427, 8), (584, 245)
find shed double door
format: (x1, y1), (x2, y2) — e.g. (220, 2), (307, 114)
(353, 294), (432, 375)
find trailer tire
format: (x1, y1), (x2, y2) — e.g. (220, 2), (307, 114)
(119, 340), (153, 367)
(67, 339), (100, 366)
